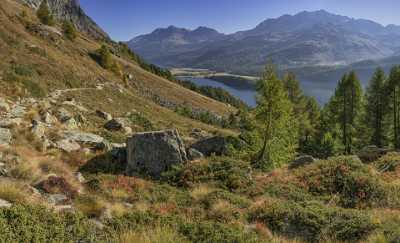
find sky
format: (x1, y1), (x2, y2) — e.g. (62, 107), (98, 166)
(80, 0), (400, 41)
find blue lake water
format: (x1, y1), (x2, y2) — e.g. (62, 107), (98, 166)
(182, 77), (257, 107)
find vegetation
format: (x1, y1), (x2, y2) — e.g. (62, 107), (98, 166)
(36, 0), (55, 26)
(62, 20), (77, 40)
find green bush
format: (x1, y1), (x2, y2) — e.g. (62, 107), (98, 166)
(297, 156), (389, 208)
(163, 157), (253, 192)
(36, 0), (55, 26)
(250, 199), (377, 242)
(62, 20), (77, 40)
(0, 205), (101, 242)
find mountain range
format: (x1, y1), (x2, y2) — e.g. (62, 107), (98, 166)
(128, 10), (400, 75)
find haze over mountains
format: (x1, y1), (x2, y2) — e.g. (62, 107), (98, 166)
(128, 10), (400, 76)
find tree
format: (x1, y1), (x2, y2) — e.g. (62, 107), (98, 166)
(364, 68), (389, 147)
(283, 72), (320, 152)
(62, 20), (77, 40)
(37, 0), (54, 26)
(326, 71), (363, 154)
(254, 64), (298, 170)
(387, 65), (400, 149)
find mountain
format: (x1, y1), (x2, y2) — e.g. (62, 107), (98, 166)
(128, 10), (400, 74)
(20, 0), (109, 40)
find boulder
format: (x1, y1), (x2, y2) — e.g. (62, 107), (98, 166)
(190, 136), (228, 156)
(96, 110), (112, 121)
(126, 129), (187, 177)
(31, 120), (46, 138)
(56, 139), (81, 153)
(104, 118), (130, 131)
(0, 118), (23, 128)
(187, 148), (204, 160)
(63, 131), (105, 149)
(46, 194), (70, 206)
(0, 199), (12, 208)
(289, 155), (316, 169)
(357, 145), (391, 163)
(0, 128), (12, 146)
(57, 108), (72, 123)
(9, 105), (26, 118)
(0, 99), (10, 113)
(36, 176), (78, 199)
(110, 143), (127, 164)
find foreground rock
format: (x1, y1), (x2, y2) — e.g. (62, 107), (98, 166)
(190, 136), (228, 156)
(104, 118), (130, 131)
(63, 131), (106, 150)
(289, 155), (316, 169)
(0, 199), (12, 208)
(0, 128), (12, 146)
(358, 145), (391, 163)
(126, 129), (187, 177)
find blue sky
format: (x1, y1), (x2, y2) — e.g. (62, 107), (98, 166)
(80, 0), (400, 41)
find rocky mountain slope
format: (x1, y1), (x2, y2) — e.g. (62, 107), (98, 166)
(19, 0), (109, 40)
(129, 10), (400, 74)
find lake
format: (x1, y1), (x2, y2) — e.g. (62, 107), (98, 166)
(181, 77), (257, 107)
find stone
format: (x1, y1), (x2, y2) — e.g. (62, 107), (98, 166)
(0, 199), (12, 208)
(57, 108), (72, 123)
(0, 99), (10, 112)
(31, 120), (46, 138)
(63, 117), (78, 130)
(41, 112), (57, 124)
(74, 172), (86, 183)
(54, 205), (75, 213)
(104, 118), (130, 131)
(190, 136), (228, 156)
(187, 148), (204, 160)
(126, 129), (187, 178)
(37, 176), (78, 199)
(46, 194), (69, 206)
(96, 110), (112, 121)
(357, 145), (391, 163)
(63, 131), (105, 149)
(9, 105), (26, 118)
(289, 155), (316, 169)
(0, 128), (12, 146)
(56, 139), (81, 153)
(123, 126), (133, 135)
(0, 118), (23, 128)
(110, 143), (127, 164)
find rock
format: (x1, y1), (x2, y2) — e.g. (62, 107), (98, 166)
(190, 136), (228, 156)
(9, 105), (26, 118)
(41, 112), (57, 124)
(0, 99), (10, 113)
(110, 143), (127, 164)
(289, 155), (316, 169)
(63, 131), (106, 149)
(126, 129), (187, 178)
(0, 128), (12, 146)
(56, 139), (81, 152)
(96, 110), (112, 121)
(74, 172), (86, 183)
(187, 148), (204, 160)
(57, 108), (72, 123)
(357, 145), (391, 163)
(54, 205), (75, 213)
(0, 199), (12, 208)
(63, 117), (78, 130)
(123, 126), (133, 135)
(104, 118), (130, 131)
(46, 194), (69, 206)
(36, 176), (78, 199)
(31, 120), (46, 138)
(23, 185), (42, 198)
(0, 118), (23, 128)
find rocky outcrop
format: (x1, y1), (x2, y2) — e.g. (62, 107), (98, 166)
(20, 0), (109, 40)
(190, 136), (228, 156)
(0, 128), (12, 146)
(126, 129), (187, 178)
(63, 131), (106, 149)
(357, 145), (391, 163)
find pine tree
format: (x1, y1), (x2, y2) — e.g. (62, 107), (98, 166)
(326, 71), (363, 154)
(387, 65), (400, 149)
(62, 20), (77, 40)
(37, 0), (55, 26)
(364, 68), (388, 147)
(254, 64), (298, 170)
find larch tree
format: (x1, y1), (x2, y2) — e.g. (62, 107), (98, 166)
(37, 0), (55, 26)
(364, 68), (388, 147)
(254, 64), (298, 170)
(387, 65), (400, 149)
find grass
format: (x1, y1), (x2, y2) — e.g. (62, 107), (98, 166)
(118, 225), (189, 243)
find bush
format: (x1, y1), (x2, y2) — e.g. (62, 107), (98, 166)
(162, 157), (253, 192)
(250, 199), (377, 242)
(62, 20), (77, 40)
(297, 156), (388, 208)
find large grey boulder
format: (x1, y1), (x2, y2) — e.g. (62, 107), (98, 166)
(190, 136), (228, 156)
(63, 131), (106, 149)
(0, 128), (12, 146)
(126, 129), (187, 177)
(357, 145), (391, 163)
(289, 155), (316, 169)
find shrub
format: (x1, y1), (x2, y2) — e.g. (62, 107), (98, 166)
(297, 156), (388, 208)
(163, 157), (254, 192)
(62, 20), (77, 40)
(74, 195), (106, 218)
(250, 199), (377, 242)
(118, 225), (189, 243)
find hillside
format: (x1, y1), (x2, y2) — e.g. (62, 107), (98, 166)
(0, 1), (399, 243)
(129, 10), (400, 74)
